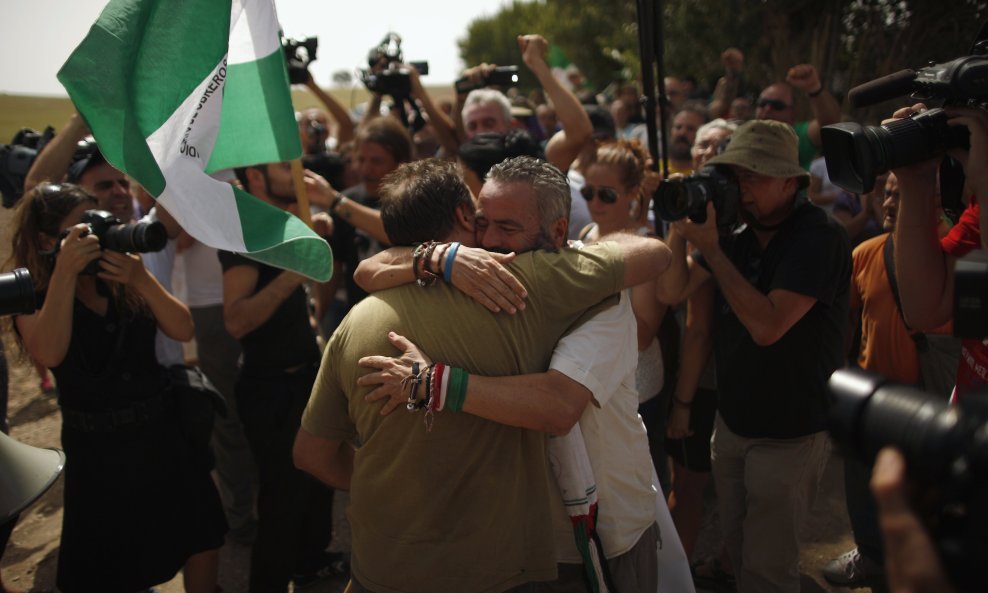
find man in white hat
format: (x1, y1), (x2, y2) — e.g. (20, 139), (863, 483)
(657, 119), (852, 593)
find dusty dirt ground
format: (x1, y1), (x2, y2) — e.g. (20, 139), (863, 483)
(1, 339), (877, 593)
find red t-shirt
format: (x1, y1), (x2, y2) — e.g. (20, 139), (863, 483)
(940, 199), (987, 399)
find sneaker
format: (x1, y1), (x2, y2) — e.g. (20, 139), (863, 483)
(40, 375), (57, 394)
(292, 552), (350, 590)
(822, 548), (885, 587)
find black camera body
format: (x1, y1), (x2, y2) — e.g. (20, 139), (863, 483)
(76, 210), (167, 274)
(1, 127), (55, 209)
(0, 268), (36, 317)
(828, 368), (988, 592)
(454, 66), (520, 95)
(654, 165), (741, 234)
(282, 36), (318, 85)
(359, 33), (428, 98)
(822, 51), (988, 195)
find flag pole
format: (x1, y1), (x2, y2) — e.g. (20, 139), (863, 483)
(291, 159), (313, 227)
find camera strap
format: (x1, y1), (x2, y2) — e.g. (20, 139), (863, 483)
(882, 234), (910, 328)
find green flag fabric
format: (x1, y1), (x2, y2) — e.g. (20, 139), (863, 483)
(58, 0), (332, 281)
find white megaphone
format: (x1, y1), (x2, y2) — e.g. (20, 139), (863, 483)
(0, 431), (65, 525)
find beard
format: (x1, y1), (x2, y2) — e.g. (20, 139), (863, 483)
(670, 136), (692, 161)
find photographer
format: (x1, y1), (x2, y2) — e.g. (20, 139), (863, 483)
(656, 120), (851, 593)
(892, 103), (987, 398)
(8, 183), (225, 593)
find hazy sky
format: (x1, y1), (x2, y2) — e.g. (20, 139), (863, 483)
(0, 0), (513, 96)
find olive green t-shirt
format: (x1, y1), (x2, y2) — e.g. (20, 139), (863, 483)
(302, 243), (624, 593)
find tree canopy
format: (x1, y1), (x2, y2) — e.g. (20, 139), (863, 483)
(459, 0), (988, 122)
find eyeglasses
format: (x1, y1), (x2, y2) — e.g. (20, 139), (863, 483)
(580, 184), (619, 204)
(756, 98), (790, 111)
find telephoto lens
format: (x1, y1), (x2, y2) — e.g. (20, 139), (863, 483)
(0, 268), (37, 317)
(828, 367), (988, 592)
(101, 219), (167, 253)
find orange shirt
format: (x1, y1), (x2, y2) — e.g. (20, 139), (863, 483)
(851, 233), (950, 384)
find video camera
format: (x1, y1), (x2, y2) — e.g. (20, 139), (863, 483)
(0, 268), (36, 317)
(821, 28), (988, 195)
(0, 128), (55, 209)
(454, 66), (520, 95)
(359, 33), (429, 132)
(282, 36), (318, 85)
(360, 33), (429, 98)
(654, 165), (741, 235)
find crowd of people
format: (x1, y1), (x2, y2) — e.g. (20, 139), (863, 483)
(0, 24), (984, 593)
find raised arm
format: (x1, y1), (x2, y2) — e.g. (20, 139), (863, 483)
(99, 250), (194, 341)
(304, 72), (355, 146)
(523, 35), (593, 172)
(708, 48), (744, 120)
(655, 221), (711, 305)
(24, 113), (89, 192)
(786, 64), (841, 147)
(408, 65), (461, 157)
(14, 225), (100, 368)
(892, 105), (957, 329)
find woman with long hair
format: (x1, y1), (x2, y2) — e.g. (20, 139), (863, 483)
(578, 139), (670, 480)
(10, 183), (225, 593)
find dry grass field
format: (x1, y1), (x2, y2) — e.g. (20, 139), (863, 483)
(0, 84), (455, 144)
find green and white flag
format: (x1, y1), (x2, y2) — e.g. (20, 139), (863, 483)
(57, 0), (332, 281)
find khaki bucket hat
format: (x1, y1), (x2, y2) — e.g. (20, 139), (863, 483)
(705, 119), (810, 186)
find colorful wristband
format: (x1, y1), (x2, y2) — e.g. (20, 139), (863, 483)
(444, 242), (460, 283)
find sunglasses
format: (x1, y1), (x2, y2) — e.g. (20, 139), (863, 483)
(580, 184), (619, 204)
(756, 98), (790, 111)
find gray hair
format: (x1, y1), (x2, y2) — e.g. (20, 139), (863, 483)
(693, 118), (737, 147)
(463, 89), (512, 125)
(487, 156), (570, 235)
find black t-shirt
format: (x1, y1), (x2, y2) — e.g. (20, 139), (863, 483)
(217, 251), (319, 374)
(328, 184), (386, 310)
(698, 200), (851, 438)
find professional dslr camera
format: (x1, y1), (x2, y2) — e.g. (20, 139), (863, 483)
(70, 210), (167, 275)
(0, 127), (55, 209)
(821, 26), (988, 195)
(454, 66), (520, 95)
(654, 165), (741, 234)
(0, 268), (36, 317)
(359, 32), (429, 98)
(282, 36), (318, 85)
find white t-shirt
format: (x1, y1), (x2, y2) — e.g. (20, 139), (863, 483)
(549, 291), (658, 560)
(177, 239), (225, 308)
(140, 209), (184, 367)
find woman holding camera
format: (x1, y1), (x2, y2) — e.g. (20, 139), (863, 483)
(10, 183), (225, 593)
